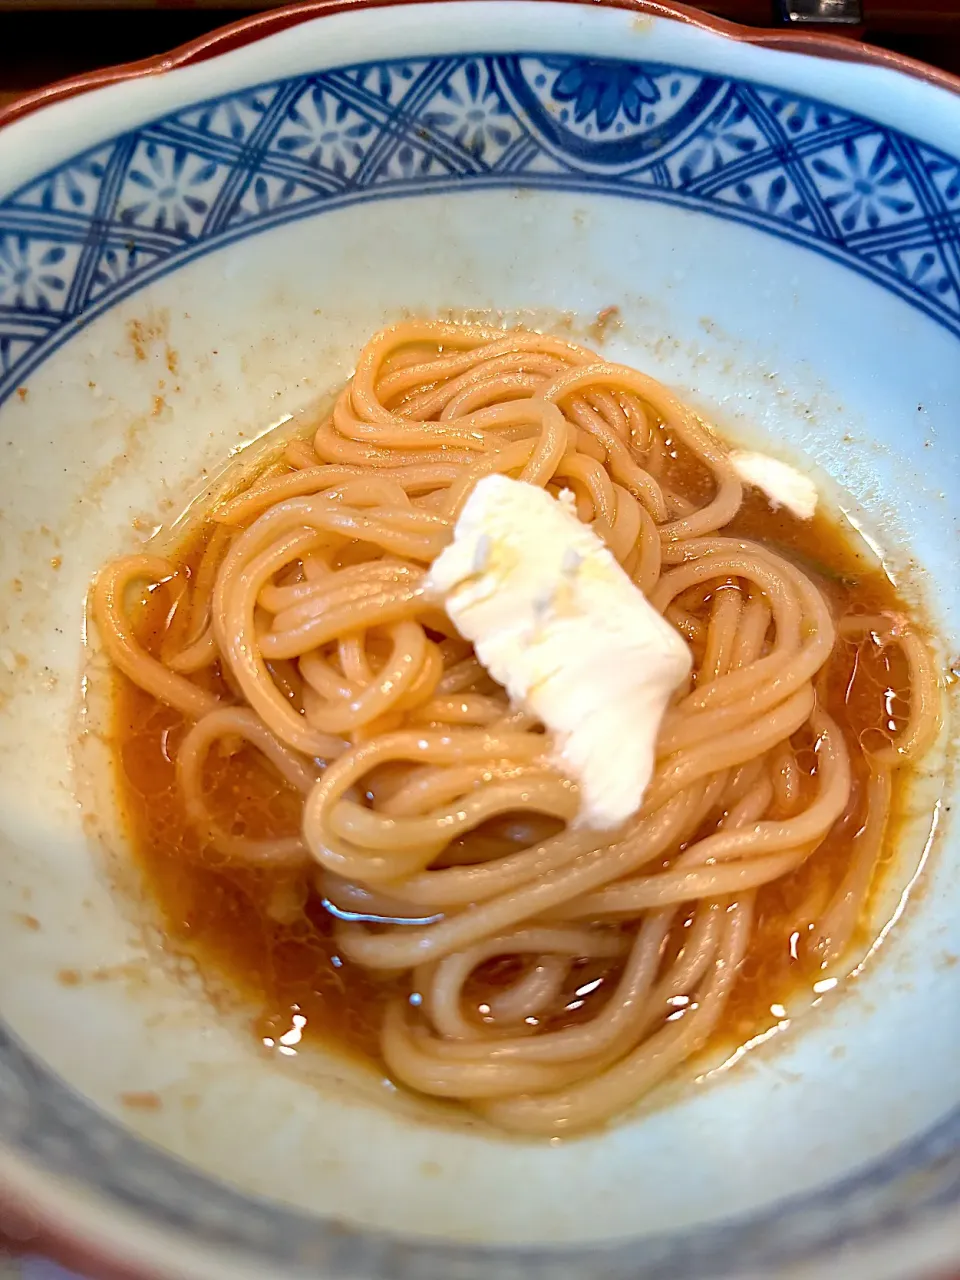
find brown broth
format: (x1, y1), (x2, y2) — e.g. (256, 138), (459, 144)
(109, 463), (920, 1085)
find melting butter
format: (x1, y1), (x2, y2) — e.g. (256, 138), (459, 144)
(425, 475), (691, 830)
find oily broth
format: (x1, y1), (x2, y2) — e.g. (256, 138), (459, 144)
(110, 435), (920, 1086)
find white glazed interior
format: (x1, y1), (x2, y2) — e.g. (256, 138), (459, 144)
(0, 5), (957, 1276)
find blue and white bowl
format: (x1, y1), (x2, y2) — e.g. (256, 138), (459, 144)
(0, 4), (957, 1278)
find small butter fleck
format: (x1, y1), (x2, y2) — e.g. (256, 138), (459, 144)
(729, 450), (818, 520)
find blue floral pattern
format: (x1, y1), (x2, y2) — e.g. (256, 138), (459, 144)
(0, 51), (957, 411)
(0, 235), (73, 311)
(547, 58), (661, 130)
(271, 83), (376, 179)
(180, 89), (277, 144)
(806, 134), (917, 233)
(666, 92), (767, 186)
(422, 59), (521, 164)
(501, 56), (719, 157)
(117, 140), (227, 237)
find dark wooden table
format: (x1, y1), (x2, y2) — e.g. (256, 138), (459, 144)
(0, 3), (958, 114)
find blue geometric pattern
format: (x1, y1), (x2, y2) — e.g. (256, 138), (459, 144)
(0, 52), (959, 410)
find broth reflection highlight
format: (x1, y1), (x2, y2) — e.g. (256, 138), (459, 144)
(94, 322), (940, 1135)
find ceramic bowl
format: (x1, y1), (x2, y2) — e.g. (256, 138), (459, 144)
(0, 3), (958, 1278)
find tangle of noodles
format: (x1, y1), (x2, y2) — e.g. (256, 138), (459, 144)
(92, 321), (942, 1136)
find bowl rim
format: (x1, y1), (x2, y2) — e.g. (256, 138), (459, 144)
(0, 0), (959, 137)
(0, 3), (959, 1279)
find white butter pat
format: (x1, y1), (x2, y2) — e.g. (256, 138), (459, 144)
(729, 450), (818, 520)
(425, 475), (691, 831)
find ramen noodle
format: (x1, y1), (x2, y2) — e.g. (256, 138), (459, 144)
(92, 322), (940, 1135)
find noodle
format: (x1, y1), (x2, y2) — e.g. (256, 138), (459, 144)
(91, 320), (942, 1136)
